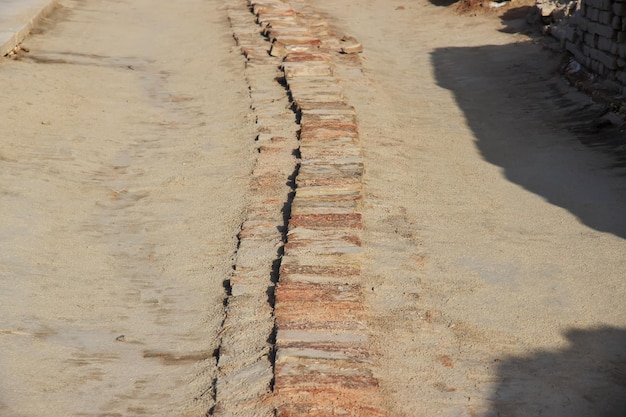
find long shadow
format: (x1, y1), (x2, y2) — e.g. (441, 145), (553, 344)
(488, 327), (626, 416)
(432, 43), (626, 239)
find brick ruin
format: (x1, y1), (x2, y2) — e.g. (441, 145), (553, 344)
(560, 0), (626, 95)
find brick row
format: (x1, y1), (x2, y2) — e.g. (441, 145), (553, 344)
(565, 0), (626, 94)
(220, 0), (384, 415)
(212, 1), (300, 416)
(261, 1), (385, 415)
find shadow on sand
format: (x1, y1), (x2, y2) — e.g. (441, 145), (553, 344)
(488, 326), (626, 416)
(431, 42), (626, 239)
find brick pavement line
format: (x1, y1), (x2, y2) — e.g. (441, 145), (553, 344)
(252, 0), (385, 415)
(213, 0), (385, 415)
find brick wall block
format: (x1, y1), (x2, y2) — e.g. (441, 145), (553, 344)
(585, 0), (612, 9)
(590, 49), (617, 68)
(584, 32), (597, 47)
(591, 21), (617, 37)
(598, 10), (613, 25)
(612, 15), (622, 29)
(614, 2), (626, 16)
(597, 35), (614, 52)
(587, 6), (600, 21)
(616, 70), (626, 83)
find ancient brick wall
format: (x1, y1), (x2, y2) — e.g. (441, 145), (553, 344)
(564, 0), (626, 93)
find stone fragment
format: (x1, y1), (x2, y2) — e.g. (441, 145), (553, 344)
(340, 43), (364, 54)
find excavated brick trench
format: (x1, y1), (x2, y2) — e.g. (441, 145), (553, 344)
(211, 0), (384, 415)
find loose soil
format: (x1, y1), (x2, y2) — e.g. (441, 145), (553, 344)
(0, 0), (254, 415)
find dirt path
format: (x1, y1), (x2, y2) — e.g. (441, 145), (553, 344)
(0, 0), (254, 415)
(2, 0), (625, 416)
(311, 0), (626, 415)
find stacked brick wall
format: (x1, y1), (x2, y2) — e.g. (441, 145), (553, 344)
(564, 0), (626, 93)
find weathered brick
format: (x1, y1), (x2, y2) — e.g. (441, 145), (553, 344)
(254, 7), (296, 18)
(296, 185), (362, 196)
(277, 400), (383, 417)
(276, 373), (378, 392)
(584, 32), (597, 47)
(300, 105), (355, 116)
(586, 6), (600, 21)
(300, 128), (359, 143)
(284, 52), (331, 62)
(302, 119), (358, 132)
(598, 10), (613, 24)
(275, 345), (370, 363)
(590, 21), (616, 37)
(293, 194), (362, 208)
(277, 329), (368, 345)
(276, 281), (362, 302)
(275, 387), (384, 417)
(289, 213), (362, 229)
(597, 35), (614, 52)
(590, 47), (618, 69)
(279, 260), (360, 276)
(585, 0), (612, 9)
(285, 229), (362, 253)
(298, 161), (364, 179)
(283, 61), (331, 78)
(296, 175), (361, 188)
(615, 1), (626, 16)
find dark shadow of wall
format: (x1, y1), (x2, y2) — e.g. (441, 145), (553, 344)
(489, 327), (626, 417)
(431, 43), (626, 239)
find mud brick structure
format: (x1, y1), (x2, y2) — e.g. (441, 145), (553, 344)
(564, 0), (626, 93)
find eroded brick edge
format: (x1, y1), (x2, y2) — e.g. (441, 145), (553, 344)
(214, 1), (384, 416)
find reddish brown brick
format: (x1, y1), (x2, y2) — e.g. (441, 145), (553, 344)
(275, 282), (361, 303)
(274, 301), (365, 329)
(275, 36), (323, 47)
(279, 263), (360, 277)
(301, 120), (358, 134)
(275, 391), (384, 417)
(284, 52), (331, 62)
(275, 374), (378, 392)
(300, 128), (358, 142)
(296, 176), (361, 188)
(253, 7), (296, 17)
(286, 231), (361, 249)
(289, 213), (362, 229)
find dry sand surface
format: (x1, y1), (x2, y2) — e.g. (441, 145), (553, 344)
(1, 0), (625, 416)
(0, 0), (254, 415)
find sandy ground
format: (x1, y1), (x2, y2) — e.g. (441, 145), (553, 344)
(0, 0), (254, 415)
(1, 0), (626, 416)
(313, 0), (626, 416)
